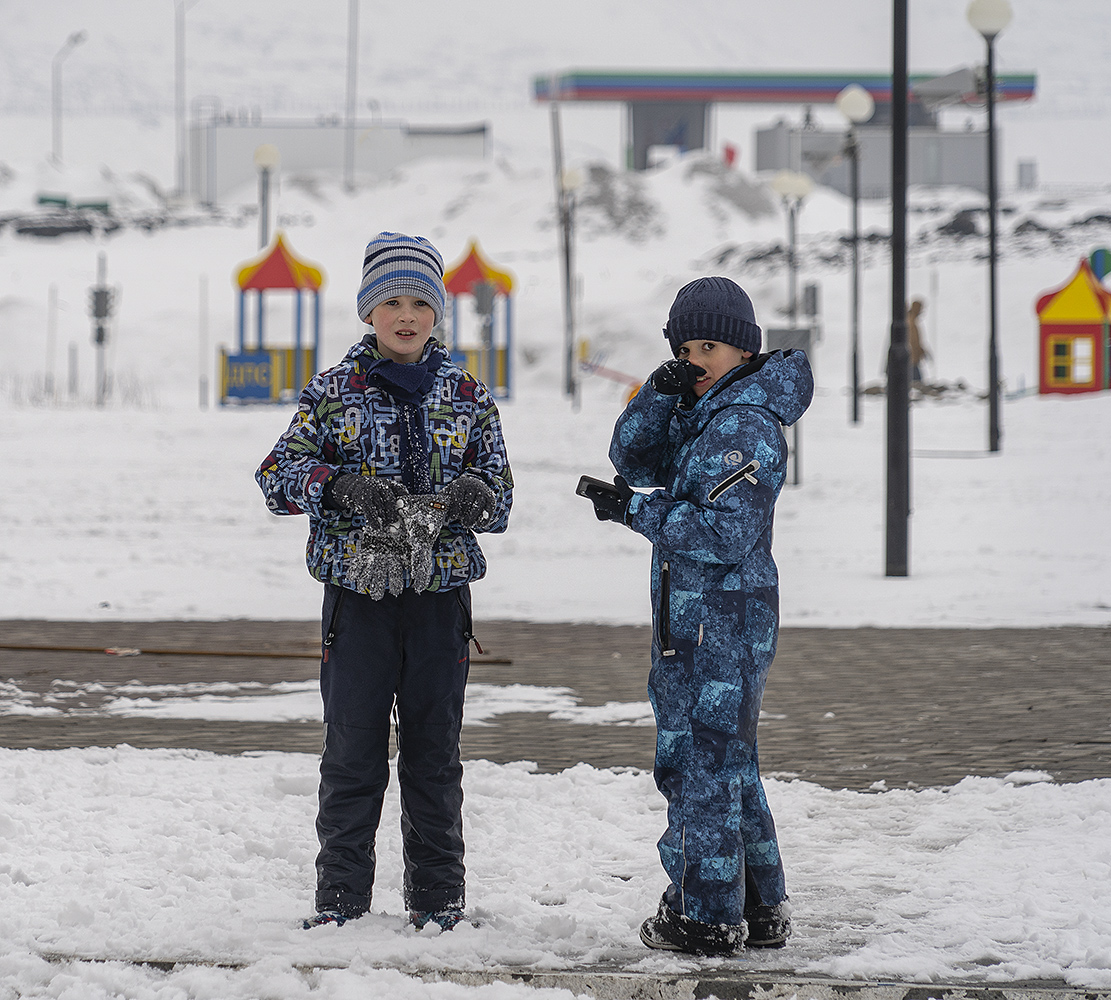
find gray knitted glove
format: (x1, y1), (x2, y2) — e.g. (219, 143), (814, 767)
(397, 494), (448, 592)
(350, 523), (408, 600)
(327, 473), (408, 531)
(440, 473), (496, 528)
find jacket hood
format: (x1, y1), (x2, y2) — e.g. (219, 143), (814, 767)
(679, 349), (814, 431)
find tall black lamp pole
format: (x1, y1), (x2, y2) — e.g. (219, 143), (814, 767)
(885, 0), (911, 577)
(968, 0), (1012, 453)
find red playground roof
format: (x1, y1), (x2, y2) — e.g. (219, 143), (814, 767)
(444, 239), (515, 296)
(237, 232), (325, 292)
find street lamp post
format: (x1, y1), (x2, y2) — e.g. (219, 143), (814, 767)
(253, 143), (281, 250)
(174, 2), (197, 198)
(549, 96), (580, 403)
(835, 84), (875, 425)
(770, 169), (814, 487)
(770, 170), (813, 325)
(968, 0), (1012, 454)
(253, 144), (280, 355)
(886, 0), (911, 578)
(51, 30), (87, 167)
(343, 0), (359, 192)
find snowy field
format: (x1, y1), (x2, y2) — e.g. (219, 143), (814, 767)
(2, 0), (1111, 997)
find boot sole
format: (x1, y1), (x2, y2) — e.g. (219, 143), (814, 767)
(639, 922), (685, 951)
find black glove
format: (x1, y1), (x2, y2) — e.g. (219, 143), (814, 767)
(579, 475), (634, 524)
(649, 359), (706, 395)
(440, 473), (496, 529)
(326, 473), (408, 531)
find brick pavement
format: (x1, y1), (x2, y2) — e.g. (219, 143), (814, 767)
(1, 620), (1109, 790)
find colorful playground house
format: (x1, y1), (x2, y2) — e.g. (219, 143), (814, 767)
(221, 235), (513, 403)
(443, 239), (514, 398)
(1035, 252), (1111, 395)
(221, 233), (325, 404)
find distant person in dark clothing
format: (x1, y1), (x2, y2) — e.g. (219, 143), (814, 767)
(907, 298), (931, 383)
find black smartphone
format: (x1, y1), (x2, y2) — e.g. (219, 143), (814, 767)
(576, 475), (619, 500)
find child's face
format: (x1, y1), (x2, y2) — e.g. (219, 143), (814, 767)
(367, 295), (436, 363)
(677, 340), (752, 397)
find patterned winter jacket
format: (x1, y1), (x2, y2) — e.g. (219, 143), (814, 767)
(609, 350), (813, 654)
(256, 337), (512, 595)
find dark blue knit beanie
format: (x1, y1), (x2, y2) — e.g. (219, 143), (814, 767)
(663, 276), (762, 356)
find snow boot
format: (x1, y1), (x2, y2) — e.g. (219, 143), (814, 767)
(410, 907), (465, 931)
(638, 895), (746, 957)
(302, 909), (349, 929)
(744, 899), (792, 948)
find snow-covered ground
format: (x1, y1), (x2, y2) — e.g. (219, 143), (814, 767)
(3, 748), (1111, 999)
(2, 1), (1110, 997)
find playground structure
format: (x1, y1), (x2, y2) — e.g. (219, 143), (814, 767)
(220, 233), (325, 404)
(443, 240), (515, 398)
(1035, 254), (1111, 395)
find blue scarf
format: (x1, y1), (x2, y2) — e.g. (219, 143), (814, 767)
(361, 336), (443, 492)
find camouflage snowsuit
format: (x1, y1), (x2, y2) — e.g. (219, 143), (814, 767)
(610, 349), (813, 927)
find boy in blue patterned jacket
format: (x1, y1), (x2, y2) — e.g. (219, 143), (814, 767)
(256, 232), (512, 932)
(579, 276), (812, 957)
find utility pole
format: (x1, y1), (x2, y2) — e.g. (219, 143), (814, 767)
(549, 99), (577, 402)
(344, 0), (359, 192)
(52, 30), (87, 167)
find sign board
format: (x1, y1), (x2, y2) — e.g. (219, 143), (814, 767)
(220, 347), (317, 403)
(221, 351), (278, 402)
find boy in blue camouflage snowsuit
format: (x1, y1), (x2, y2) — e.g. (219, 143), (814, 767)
(581, 276), (812, 957)
(256, 233), (512, 932)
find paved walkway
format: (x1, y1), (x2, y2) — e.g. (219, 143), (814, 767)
(2, 620), (1109, 790)
(6, 620), (1111, 997)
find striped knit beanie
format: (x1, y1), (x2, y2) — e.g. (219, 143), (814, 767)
(663, 276), (762, 356)
(357, 232), (446, 327)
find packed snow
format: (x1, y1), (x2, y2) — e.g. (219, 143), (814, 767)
(0, 677), (654, 728)
(2, 748), (1110, 999)
(2, 0), (1110, 997)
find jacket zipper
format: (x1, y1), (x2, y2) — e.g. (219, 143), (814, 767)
(322, 585), (347, 662)
(456, 587), (484, 655)
(660, 560), (675, 657)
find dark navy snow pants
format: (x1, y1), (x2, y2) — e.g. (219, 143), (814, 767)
(648, 588), (787, 927)
(314, 582), (471, 918)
